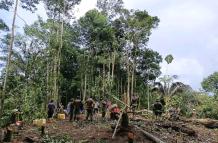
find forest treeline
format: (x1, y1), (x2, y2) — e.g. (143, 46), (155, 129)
(0, 0), (218, 125)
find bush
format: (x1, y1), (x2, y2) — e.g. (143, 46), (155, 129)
(195, 93), (218, 120)
(42, 135), (74, 143)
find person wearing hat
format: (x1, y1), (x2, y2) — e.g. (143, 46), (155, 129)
(101, 98), (107, 118)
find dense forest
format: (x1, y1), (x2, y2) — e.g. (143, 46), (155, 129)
(0, 0), (218, 142)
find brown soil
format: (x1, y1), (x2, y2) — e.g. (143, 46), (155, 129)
(3, 114), (218, 143)
(9, 114), (153, 143)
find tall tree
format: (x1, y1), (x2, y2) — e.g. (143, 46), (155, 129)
(43, 0), (81, 103)
(118, 9), (160, 105)
(0, 0), (40, 117)
(201, 72), (218, 98)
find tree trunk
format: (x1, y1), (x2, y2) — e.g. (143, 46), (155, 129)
(0, 0), (19, 117)
(53, 55), (57, 101)
(147, 83), (150, 111)
(80, 73), (83, 99)
(57, 3), (65, 103)
(45, 60), (49, 110)
(103, 63), (105, 96)
(108, 54), (111, 81)
(83, 73), (87, 102)
(111, 51), (116, 80)
(53, 20), (60, 103)
(120, 77), (122, 96)
(134, 126), (165, 143)
(127, 63), (130, 107)
(131, 60), (135, 98)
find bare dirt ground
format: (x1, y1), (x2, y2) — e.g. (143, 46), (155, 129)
(10, 114), (153, 143)
(3, 114), (218, 143)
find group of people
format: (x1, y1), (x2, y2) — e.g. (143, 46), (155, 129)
(47, 93), (142, 123)
(47, 96), (116, 122)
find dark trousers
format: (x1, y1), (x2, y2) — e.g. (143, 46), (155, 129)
(94, 108), (98, 114)
(86, 109), (93, 121)
(102, 109), (106, 118)
(48, 110), (54, 119)
(69, 111), (74, 121)
(74, 108), (80, 121)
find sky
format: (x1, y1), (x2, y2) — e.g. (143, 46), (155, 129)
(1, 0), (218, 90)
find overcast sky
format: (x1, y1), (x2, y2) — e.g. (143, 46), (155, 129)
(1, 0), (218, 90)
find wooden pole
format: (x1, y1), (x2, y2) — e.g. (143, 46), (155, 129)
(112, 105), (126, 139)
(134, 125), (165, 143)
(111, 95), (130, 108)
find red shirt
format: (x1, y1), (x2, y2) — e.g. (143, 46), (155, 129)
(112, 107), (120, 113)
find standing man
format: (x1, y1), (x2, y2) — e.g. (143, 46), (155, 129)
(85, 96), (94, 121)
(131, 94), (139, 118)
(48, 100), (56, 121)
(101, 99), (107, 118)
(94, 100), (100, 114)
(73, 96), (82, 121)
(152, 100), (163, 120)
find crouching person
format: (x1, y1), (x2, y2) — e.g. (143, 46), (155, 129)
(110, 104), (120, 120)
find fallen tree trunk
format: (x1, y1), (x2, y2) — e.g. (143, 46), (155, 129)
(135, 109), (153, 114)
(157, 122), (196, 136)
(134, 125), (165, 143)
(189, 118), (218, 129)
(127, 109), (153, 116)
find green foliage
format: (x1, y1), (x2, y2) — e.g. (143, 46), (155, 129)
(0, 0), (163, 120)
(0, 0), (40, 12)
(97, 0), (123, 19)
(0, 0), (13, 11)
(137, 48), (162, 81)
(195, 93), (218, 119)
(42, 135), (74, 143)
(0, 19), (9, 31)
(165, 54), (174, 64)
(170, 91), (197, 117)
(201, 72), (218, 98)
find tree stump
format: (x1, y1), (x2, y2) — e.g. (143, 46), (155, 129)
(121, 113), (129, 128)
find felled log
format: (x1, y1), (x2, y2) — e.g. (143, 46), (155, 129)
(24, 136), (39, 143)
(134, 125), (165, 143)
(189, 118), (218, 129)
(157, 122), (196, 136)
(135, 109), (153, 114)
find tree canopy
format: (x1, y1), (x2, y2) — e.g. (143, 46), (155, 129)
(201, 72), (218, 98)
